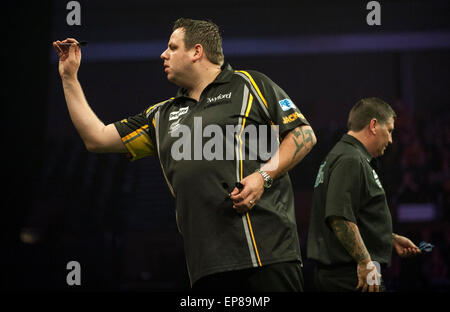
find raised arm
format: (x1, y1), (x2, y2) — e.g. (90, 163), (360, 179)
(53, 38), (126, 153)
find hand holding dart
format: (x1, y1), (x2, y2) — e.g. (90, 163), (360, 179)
(55, 40), (88, 47)
(52, 38), (84, 78)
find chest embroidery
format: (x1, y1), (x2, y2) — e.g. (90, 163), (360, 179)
(372, 169), (383, 189)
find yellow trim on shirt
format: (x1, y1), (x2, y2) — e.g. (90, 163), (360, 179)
(235, 70), (269, 109)
(121, 124), (149, 143)
(237, 93), (263, 267)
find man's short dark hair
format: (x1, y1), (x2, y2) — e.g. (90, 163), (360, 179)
(173, 18), (224, 66)
(347, 97), (396, 131)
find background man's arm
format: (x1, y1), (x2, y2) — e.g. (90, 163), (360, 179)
(328, 216), (380, 292)
(328, 216), (370, 263)
(392, 233), (421, 257)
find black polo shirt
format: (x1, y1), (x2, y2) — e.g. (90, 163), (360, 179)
(114, 63), (310, 285)
(306, 134), (393, 266)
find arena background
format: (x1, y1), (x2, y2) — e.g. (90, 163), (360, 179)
(3, 0), (449, 291)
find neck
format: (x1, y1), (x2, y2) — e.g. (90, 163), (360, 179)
(347, 130), (375, 158)
(187, 65), (221, 101)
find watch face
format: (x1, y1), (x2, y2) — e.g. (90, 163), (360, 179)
(257, 169), (272, 188)
(264, 179), (272, 188)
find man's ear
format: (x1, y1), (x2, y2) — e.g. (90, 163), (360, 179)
(192, 44), (203, 62)
(369, 118), (378, 135)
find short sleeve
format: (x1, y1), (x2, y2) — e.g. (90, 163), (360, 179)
(324, 156), (361, 224)
(244, 70), (310, 135)
(114, 110), (155, 161)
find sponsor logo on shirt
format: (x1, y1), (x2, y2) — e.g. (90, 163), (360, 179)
(282, 111), (305, 124)
(314, 161), (327, 188)
(279, 98), (296, 111)
(372, 169), (383, 189)
(168, 107), (189, 134)
(206, 92), (232, 104)
(169, 106), (189, 121)
(169, 119), (181, 132)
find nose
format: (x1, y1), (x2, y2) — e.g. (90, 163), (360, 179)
(160, 48), (168, 60)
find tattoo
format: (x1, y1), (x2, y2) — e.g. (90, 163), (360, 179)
(291, 127), (314, 161)
(292, 129), (305, 159)
(329, 216), (370, 263)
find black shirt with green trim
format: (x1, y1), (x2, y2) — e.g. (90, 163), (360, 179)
(306, 134), (393, 266)
(113, 63), (310, 285)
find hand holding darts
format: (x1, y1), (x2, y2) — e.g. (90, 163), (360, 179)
(54, 40), (88, 47)
(52, 38), (84, 79)
(418, 241), (434, 253)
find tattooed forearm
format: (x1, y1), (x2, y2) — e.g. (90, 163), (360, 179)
(261, 125), (316, 179)
(329, 216), (370, 263)
(291, 126), (315, 161)
(292, 129), (305, 160)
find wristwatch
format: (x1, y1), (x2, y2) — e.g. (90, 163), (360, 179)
(255, 168), (273, 189)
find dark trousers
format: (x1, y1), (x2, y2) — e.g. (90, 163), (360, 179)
(314, 263), (386, 292)
(192, 261), (304, 292)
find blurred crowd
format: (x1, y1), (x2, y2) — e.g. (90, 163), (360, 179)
(378, 101), (450, 291)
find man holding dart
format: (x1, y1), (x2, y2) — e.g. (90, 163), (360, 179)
(53, 18), (316, 291)
(307, 98), (422, 292)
